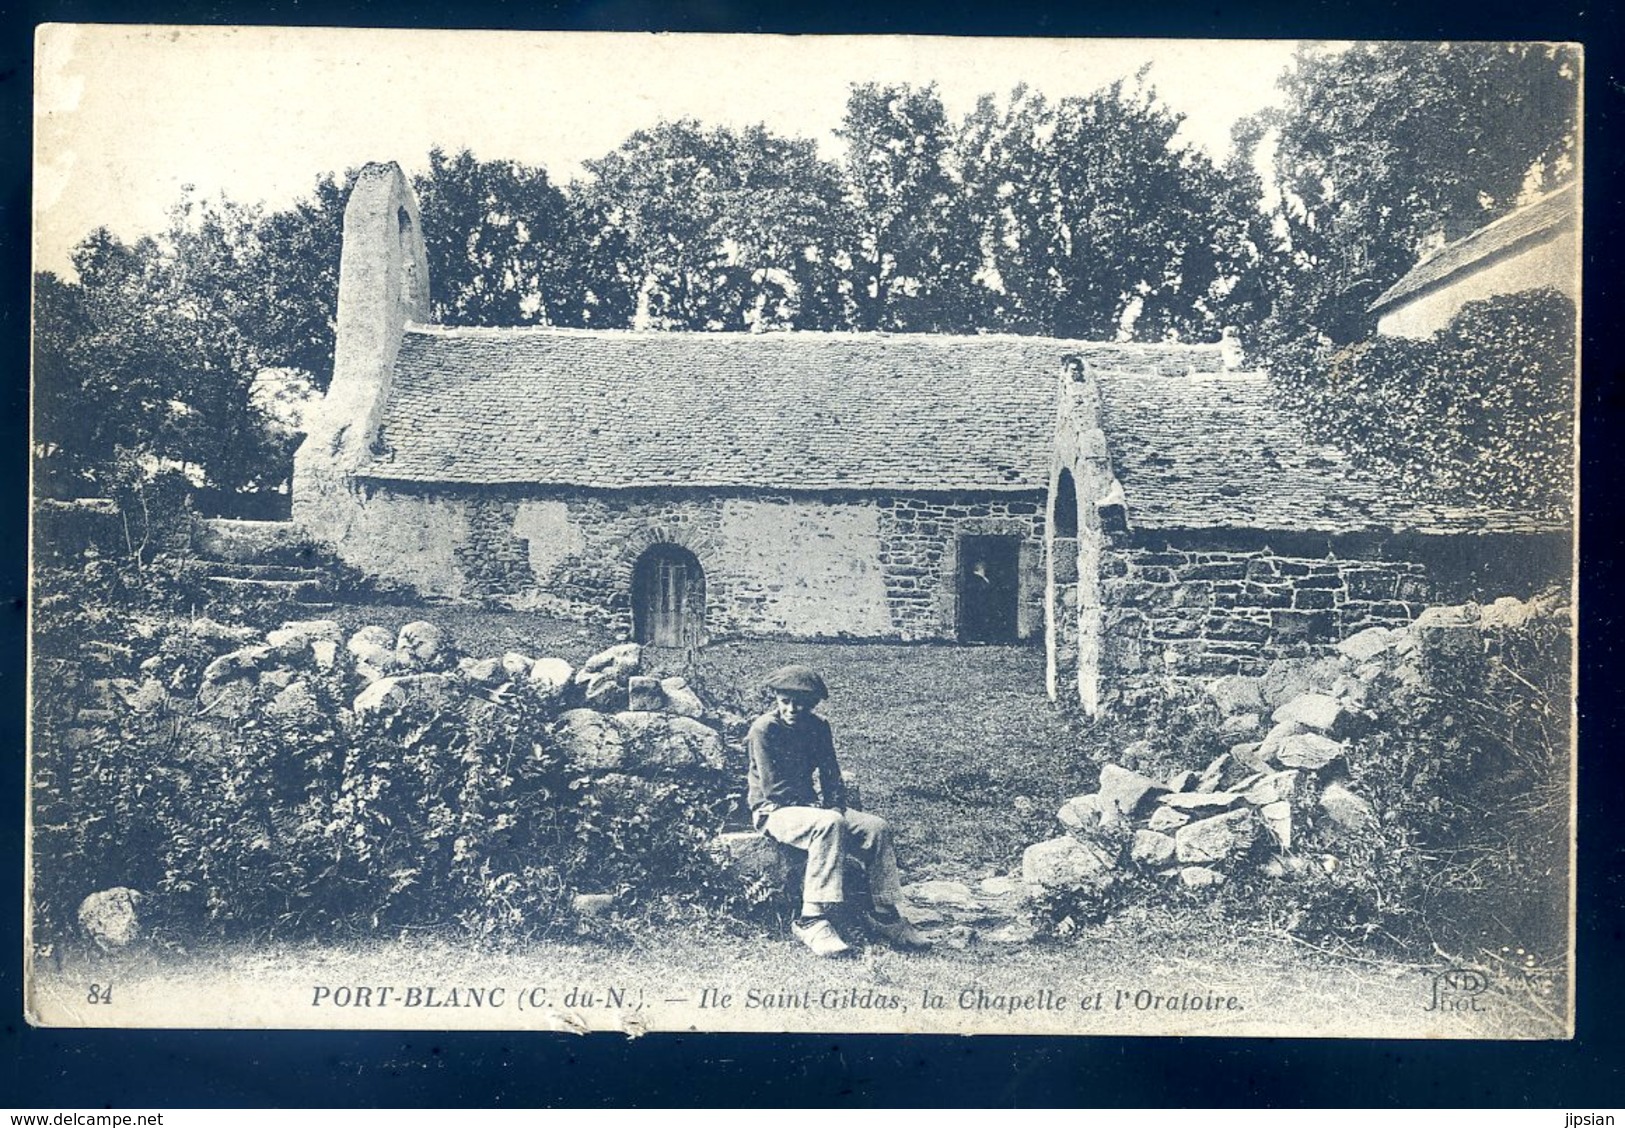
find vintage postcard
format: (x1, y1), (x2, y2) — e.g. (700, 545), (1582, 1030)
(27, 26), (1579, 1036)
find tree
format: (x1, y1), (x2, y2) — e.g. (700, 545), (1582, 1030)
(34, 192), (303, 498)
(414, 147), (636, 329)
(1250, 42), (1580, 352)
(836, 83), (986, 331)
(581, 121), (848, 331)
(959, 79), (1267, 341)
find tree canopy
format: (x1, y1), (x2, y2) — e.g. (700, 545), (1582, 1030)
(34, 51), (1580, 512)
(959, 79), (1267, 342)
(1248, 41), (1579, 351)
(581, 121), (848, 331)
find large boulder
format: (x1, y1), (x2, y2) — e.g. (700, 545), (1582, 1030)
(201, 644), (273, 685)
(78, 887), (143, 950)
(555, 708), (627, 770)
(1195, 753), (1232, 793)
(501, 652), (535, 680)
(529, 657), (575, 694)
(1165, 769), (1200, 793)
(1058, 793), (1114, 834)
(395, 621), (449, 671)
(1337, 626), (1397, 663)
(264, 679), (320, 724)
(708, 831), (794, 894)
(615, 712), (727, 772)
(266, 618), (341, 659)
(1229, 740), (1271, 775)
(1021, 836), (1117, 892)
(1272, 692), (1357, 737)
(1159, 790), (1244, 813)
(1479, 596), (1537, 631)
(1258, 718), (1309, 760)
(1412, 605), (1485, 663)
(582, 671), (626, 711)
(1204, 674), (1264, 716)
(1271, 732), (1346, 772)
(659, 676), (706, 718)
(1243, 769), (1300, 806)
(1130, 829), (1176, 868)
(1259, 801), (1293, 849)
(1319, 781), (1377, 830)
(1174, 809), (1256, 864)
(1147, 806), (1190, 833)
(347, 625), (396, 666)
(457, 657), (505, 686)
(196, 678), (258, 720)
(578, 643), (642, 684)
(627, 675), (666, 712)
(352, 673), (452, 717)
(1097, 764), (1167, 817)
(1259, 656), (1345, 709)
(903, 880), (982, 911)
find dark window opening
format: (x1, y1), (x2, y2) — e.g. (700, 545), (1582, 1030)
(1052, 468), (1079, 538)
(958, 535), (1021, 643)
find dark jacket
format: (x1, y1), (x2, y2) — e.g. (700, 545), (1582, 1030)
(746, 710), (846, 822)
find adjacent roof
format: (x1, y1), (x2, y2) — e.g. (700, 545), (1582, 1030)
(1369, 182), (1578, 315)
(1097, 373), (1562, 535)
(365, 327), (1223, 493)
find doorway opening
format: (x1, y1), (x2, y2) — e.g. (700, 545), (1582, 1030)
(958, 534), (1021, 643)
(632, 544), (706, 648)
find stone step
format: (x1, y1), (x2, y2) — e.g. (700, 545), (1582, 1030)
(197, 560), (323, 582)
(192, 518), (319, 566)
(202, 575), (329, 601)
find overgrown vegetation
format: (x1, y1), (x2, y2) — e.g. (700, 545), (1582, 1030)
(1269, 290), (1576, 514)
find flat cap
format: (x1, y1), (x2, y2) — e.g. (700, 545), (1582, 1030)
(762, 664), (829, 701)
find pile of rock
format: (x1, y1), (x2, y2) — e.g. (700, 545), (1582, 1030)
(1021, 592), (1563, 904)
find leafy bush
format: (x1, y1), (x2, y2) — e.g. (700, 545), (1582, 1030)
(1269, 288), (1576, 514)
(31, 610), (737, 948)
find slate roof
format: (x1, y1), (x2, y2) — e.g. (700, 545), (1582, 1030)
(1369, 182), (1578, 314)
(365, 327), (1222, 493)
(1096, 373), (1563, 535)
(363, 326), (1559, 535)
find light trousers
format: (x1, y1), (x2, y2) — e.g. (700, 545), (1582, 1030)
(762, 806), (904, 906)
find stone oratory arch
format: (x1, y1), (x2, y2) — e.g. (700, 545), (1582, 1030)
(1045, 356), (1128, 716)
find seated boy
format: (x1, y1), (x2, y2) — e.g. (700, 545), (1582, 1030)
(746, 664), (929, 957)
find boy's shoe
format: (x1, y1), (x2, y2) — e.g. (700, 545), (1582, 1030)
(791, 916), (852, 958)
(865, 908), (931, 950)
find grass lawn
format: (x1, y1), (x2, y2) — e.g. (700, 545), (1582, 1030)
(322, 603), (1095, 883)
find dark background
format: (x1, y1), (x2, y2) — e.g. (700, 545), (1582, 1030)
(3, 0), (1621, 1107)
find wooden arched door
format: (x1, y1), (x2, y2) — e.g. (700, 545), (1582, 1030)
(632, 544), (706, 648)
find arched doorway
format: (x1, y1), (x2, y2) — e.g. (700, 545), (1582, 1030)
(1052, 468), (1079, 538)
(632, 544), (706, 648)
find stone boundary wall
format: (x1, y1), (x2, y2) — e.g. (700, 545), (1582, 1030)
(1100, 543), (1432, 682)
